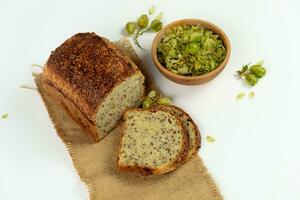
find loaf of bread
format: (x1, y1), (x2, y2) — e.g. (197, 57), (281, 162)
(117, 108), (189, 175)
(43, 33), (145, 142)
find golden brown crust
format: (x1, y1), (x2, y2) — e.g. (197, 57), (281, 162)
(117, 108), (189, 176)
(44, 32), (141, 121)
(41, 74), (99, 143)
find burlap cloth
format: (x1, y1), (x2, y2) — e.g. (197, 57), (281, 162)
(35, 38), (223, 200)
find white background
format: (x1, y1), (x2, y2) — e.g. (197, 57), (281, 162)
(1, 0), (300, 199)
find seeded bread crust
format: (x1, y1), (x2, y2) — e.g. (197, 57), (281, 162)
(44, 32), (143, 121)
(43, 33), (145, 142)
(156, 105), (201, 162)
(41, 75), (99, 142)
(117, 108), (189, 176)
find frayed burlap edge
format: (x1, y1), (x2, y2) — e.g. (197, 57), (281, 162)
(35, 84), (96, 199)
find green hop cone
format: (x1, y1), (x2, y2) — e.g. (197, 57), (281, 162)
(148, 90), (158, 99)
(142, 97), (154, 109)
(157, 97), (171, 105)
(137, 14), (149, 29)
(150, 19), (163, 32)
(125, 22), (136, 35)
(142, 101), (151, 109)
(245, 73), (258, 86)
(250, 65), (266, 78)
(148, 5), (155, 15)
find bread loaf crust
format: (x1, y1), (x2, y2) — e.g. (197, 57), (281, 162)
(44, 32), (142, 122)
(41, 75), (100, 142)
(117, 108), (190, 175)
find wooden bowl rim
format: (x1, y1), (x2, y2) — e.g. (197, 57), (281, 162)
(151, 19), (231, 81)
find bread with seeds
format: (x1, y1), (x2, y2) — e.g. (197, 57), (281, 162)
(117, 108), (189, 175)
(43, 32), (145, 142)
(156, 105), (201, 162)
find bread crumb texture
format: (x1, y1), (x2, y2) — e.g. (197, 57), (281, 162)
(119, 109), (184, 168)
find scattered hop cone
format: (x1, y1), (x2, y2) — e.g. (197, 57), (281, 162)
(157, 97), (171, 105)
(137, 14), (149, 29)
(142, 97), (154, 109)
(125, 22), (136, 35)
(250, 65), (266, 78)
(142, 101), (151, 109)
(245, 73), (258, 86)
(148, 5), (155, 15)
(148, 90), (158, 99)
(150, 19), (163, 32)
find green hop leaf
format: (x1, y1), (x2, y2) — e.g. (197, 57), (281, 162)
(236, 64), (249, 77)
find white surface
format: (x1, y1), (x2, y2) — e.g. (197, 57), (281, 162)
(0, 0), (300, 199)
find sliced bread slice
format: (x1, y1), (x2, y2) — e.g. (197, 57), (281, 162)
(117, 108), (189, 175)
(157, 105), (201, 162)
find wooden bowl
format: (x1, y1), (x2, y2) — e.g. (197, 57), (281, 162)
(151, 19), (231, 85)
